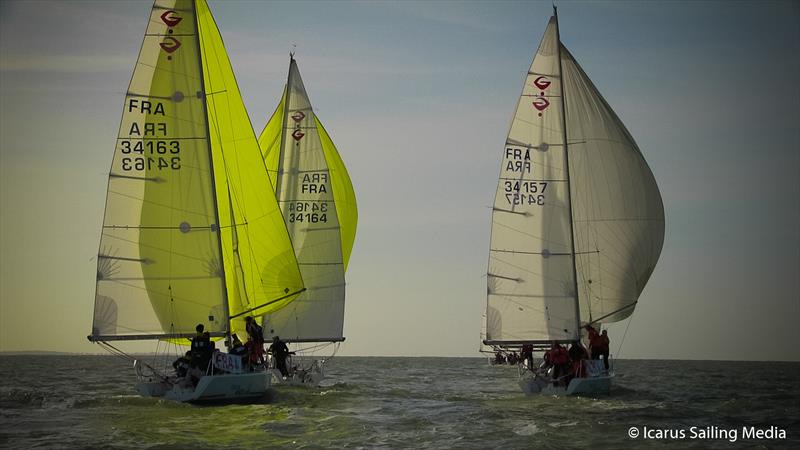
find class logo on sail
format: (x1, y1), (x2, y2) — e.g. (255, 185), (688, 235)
(532, 76), (551, 116)
(291, 111), (306, 123)
(160, 10), (183, 27)
(532, 97), (550, 111)
(292, 129), (305, 141)
(533, 76), (551, 90)
(159, 10), (182, 57)
(160, 37), (182, 54)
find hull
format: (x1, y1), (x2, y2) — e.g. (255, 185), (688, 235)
(270, 368), (324, 387)
(518, 372), (613, 396)
(136, 372), (270, 403)
(269, 357), (326, 387)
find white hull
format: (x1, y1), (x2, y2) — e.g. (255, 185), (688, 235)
(136, 372), (270, 403)
(270, 368), (324, 387)
(518, 372), (613, 396)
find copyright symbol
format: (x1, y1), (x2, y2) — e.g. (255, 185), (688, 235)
(628, 427), (639, 439)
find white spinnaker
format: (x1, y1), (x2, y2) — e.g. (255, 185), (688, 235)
(486, 17), (578, 344)
(262, 58), (346, 342)
(561, 46), (665, 325)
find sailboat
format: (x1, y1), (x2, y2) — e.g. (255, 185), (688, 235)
(88, 0), (306, 402)
(257, 55), (357, 386)
(484, 8), (664, 396)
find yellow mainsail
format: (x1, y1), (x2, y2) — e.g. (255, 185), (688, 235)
(90, 0), (304, 343)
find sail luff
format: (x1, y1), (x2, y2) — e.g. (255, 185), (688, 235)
(193, 0), (231, 343)
(554, 7), (583, 338)
(274, 56), (294, 203)
(259, 89), (286, 192)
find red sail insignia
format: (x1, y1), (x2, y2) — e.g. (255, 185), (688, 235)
(533, 76), (551, 90)
(292, 130), (305, 141)
(160, 37), (181, 54)
(291, 111), (306, 123)
(532, 97), (550, 111)
(160, 10), (182, 27)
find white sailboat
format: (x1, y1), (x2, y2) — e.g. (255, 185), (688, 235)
(88, 0), (306, 403)
(257, 55), (358, 386)
(484, 8), (664, 396)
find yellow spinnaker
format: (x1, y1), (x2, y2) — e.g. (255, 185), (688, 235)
(258, 91), (358, 270)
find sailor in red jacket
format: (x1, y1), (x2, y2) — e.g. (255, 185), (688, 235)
(584, 324), (610, 371)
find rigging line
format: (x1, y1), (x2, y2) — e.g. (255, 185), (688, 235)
(102, 277), (224, 311)
(230, 288), (307, 319)
(106, 187), (213, 217)
(491, 254), (573, 284)
(616, 315), (634, 360)
(100, 232), (220, 265)
(114, 136), (207, 141)
(498, 177), (565, 182)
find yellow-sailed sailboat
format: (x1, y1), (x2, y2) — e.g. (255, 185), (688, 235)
(257, 55), (358, 386)
(88, 0), (304, 402)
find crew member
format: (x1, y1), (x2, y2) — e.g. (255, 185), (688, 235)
(268, 336), (290, 377)
(172, 351), (192, 378)
(597, 330), (610, 371)
(584, 324), (602, 360)
(190, 323), (210, 370)
(520, 343), (534, 370)
(550, 343), (569, 387)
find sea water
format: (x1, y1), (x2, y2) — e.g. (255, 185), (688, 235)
(1, 356), (798, 449)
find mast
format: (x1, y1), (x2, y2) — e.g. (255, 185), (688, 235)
(274, 53), (295, 201)
(193, 1), (232, 347)
(553, 6), (582, 339)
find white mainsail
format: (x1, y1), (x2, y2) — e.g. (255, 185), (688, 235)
(90, 0), (304, 343)
(485, 14), (664, 345)
(259, 56), (349, 343)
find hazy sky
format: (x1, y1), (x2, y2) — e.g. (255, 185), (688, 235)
(1, 1), (798, 360)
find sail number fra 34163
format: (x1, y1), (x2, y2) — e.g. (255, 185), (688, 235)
(119, 139), (181, 171)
